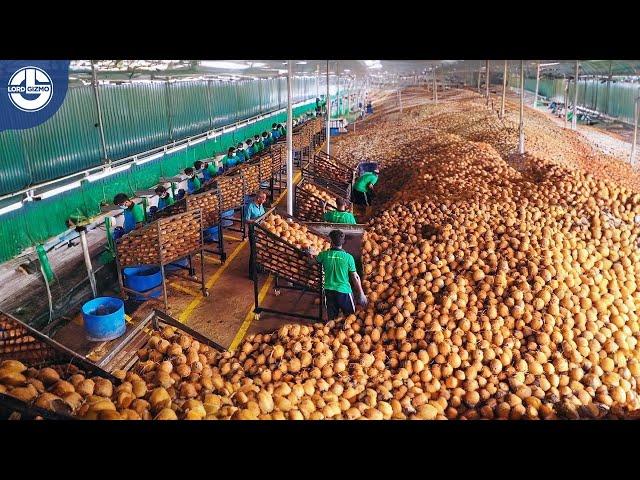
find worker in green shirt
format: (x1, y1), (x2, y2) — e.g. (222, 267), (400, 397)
(253, 134), (264, 153)
(352, 168), (379, 217)
(322, 197), (357, 224)
(314, 229), (367, 321)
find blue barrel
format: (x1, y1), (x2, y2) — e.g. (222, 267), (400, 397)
(166, 258), (189, 273)
(222, 209), (234, 227)
(203, 225), (220, 243)
(82, 297), (126, 342)
(123, 265), (162, 301)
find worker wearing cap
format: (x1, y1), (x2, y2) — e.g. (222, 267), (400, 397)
(155, 185), (175, 211)
(253, 134), (264, 153)
(184, 167), (202, 194)
(113, 193), (143, 238)
(194, 160), (212, 182)
(245, 191), (268, 277)
(314, 229), (367, 321)
(352, 168), (379, 216)
(323, 197), (357, 224)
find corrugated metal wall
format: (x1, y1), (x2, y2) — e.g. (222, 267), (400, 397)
(0, 77), (318, 197)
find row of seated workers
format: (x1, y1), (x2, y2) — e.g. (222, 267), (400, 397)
(112, 123), (287, 238)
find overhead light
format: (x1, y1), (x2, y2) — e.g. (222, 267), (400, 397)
(277, 69), (287, 74)
(86, 164), (131, 183)
(199, 61), (251, 70)
(296, 61), (307, 65)
(251, 62), (267, 68)
(0, 201), (23, 216)
(39, 181), (83, 199)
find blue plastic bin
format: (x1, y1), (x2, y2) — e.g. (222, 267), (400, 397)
(357, 161), (379, 177)
(82, 297), (126, 342)
(221, 209), (234, 227)
(166, 258), (189, 273)
(123, 265), (162, 301)
(203, 225), (220, 243)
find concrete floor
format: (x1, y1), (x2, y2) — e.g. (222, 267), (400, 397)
(53, 159), (322, 356)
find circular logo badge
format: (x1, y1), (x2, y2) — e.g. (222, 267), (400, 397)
(7, 66), (53, 112)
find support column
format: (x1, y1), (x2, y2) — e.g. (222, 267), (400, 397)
(286, 61), (294, 215)
(91, 60), (109, 164)
(533, 62), (540, 109)
(500, 60), (508, 119)
(631, 95), (639, 165)
(572, 60), (579, 130)
(485, 60), (490, 106)
(605, 61), (613, 116)
(518, 60), (525, 155)
(326, 60), (331, 155)
(77, 226), (97, 298)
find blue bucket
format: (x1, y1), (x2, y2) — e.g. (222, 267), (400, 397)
(166, 257), (189, 273)
(260, 181), (270, 189)
(222, 209), (234, 227)
(82, 297), (126, 342)
(123, 265), (162, 301)
(204, 225), (220, 243)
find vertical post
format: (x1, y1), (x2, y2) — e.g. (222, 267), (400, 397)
(165, 78), (173, 141)
(605, 60), (613, 116)
(500, 60), (508, 119)
(485, 60), (490, 106)
(234, 80), (240, 123)
(316, 63), (319, 100)
(477, 66), (482, 92)
(518, 60), (525, 155)
(336, 61), (340, 116)
(77, 226), (97, 298)
(206, 79), (213, 130)
(631, 96), (639, 165)
(258, 78), (263, 114)
(90, 60), (109, 164)
(533, 62), (540, 109)
(564, 78), (569, 129)
(572, 60), (579, 130)
(286, 61), (294, 216)
(326, 60), (331, 155)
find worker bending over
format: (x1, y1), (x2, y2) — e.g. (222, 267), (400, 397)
(352, 168), (379, 217)
(113, 193), (143, 239)
(261, 131), (272, 148)
(222, 147), (238, 170)
(245, 191), (268, 277)
(236, 142), (248, 163)
(315, 229), (367, 321)
(271, 123), (281, 141)
(155, 185), (175, 211)
(184, 167), (202, 194)
(245, 138), (255, 159)
(323, 197), (357, 224)
(253, 134), (264, 153)
(194, 160), (212, 182)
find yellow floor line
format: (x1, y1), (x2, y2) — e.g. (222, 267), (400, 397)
(169, 282), (200, 297)
(229, 274), (275, 352)
(203, 256), (222, 265)
(227, 171), (301, 351)
(224, 234), (243, 241)
(178, 239), (247, 324)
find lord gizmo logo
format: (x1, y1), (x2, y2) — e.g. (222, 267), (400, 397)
(7, 66), (53, 112)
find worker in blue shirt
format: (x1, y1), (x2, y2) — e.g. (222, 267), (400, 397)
(222, 147), (238, 170)
(245, 191), (268, 277)
(271, 123), (281, 141)
(245, 138), (255, 159)
(194, 160), (212, 182)
(236, 142), (247, 163)
(261, 131), (272, 148)
(184, 167), (202, 194)
(113, 193), (142, 239)
(155, 185), (175, 211)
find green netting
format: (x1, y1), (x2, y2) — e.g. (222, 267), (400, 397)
(0, 101), (318, 263)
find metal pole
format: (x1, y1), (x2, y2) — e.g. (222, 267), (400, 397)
(485, 60), (490, 106)
(564, 78), (569, 129)
(326, 60), (331, 155)
(605, 60), (613, 116)
(336, 61), (340, 117)
(477, 66), (482, 93)
(500, 60), (507, 119)
(533, 62), (540, 109)
(90, 60), (109, 164)
(572, 60), (579, 130)
(77, 226), (98, 298)
(286, 61), (294, 216)
(631, 96), (639, 165)
(433, 68), (438, 104)
(518, 60), (525, 155)
(316, 63), (319, 100)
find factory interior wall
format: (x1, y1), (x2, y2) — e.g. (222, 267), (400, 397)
(0, 101), (320, 264)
